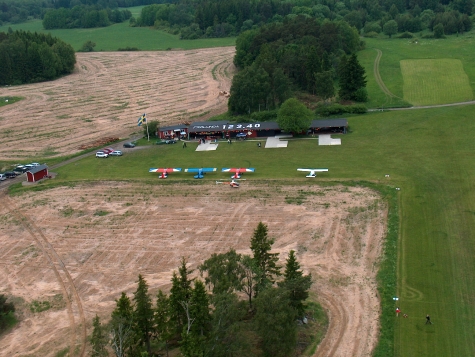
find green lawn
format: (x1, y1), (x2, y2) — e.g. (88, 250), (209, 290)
(360, 34), (475, 108)
(0, 17), (235, 52)
(401, 59), (472, 105)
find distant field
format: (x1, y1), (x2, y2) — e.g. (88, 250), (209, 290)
(400, 59), (473, 105)
(360, 34), (475, 108)
(0, 14), (235, 51)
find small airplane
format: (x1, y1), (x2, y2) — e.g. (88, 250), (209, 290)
(149, 167), (182, 179)
(297, 168), (329, 178)
(221, 168), (255, 179)
(216, 179), (240, 188)
(185, 167), (217, 179)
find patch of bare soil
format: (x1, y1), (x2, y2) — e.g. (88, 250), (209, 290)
(0, 183), (386, 357)
(0, 48), (235, 161)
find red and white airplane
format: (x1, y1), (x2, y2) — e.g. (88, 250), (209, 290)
(297, 168), (328, 178)
(149, 167), (182, 179)
(216, 179), (240, 188)
(221, 167), (255, 179)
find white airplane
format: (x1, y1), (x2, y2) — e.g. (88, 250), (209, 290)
(297, 168), (329, 178)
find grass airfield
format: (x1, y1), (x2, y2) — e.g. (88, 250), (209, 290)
(3, 21), (475, 356)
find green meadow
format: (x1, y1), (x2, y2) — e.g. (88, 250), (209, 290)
(401, 59), (472, 105)
(0, 7), (235, 51)
(360, 35), (475, 108)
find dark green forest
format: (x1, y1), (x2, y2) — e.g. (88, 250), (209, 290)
(42, 5), (132, 29)
(228, 16), (367, 114)
(0, 0), (171, 25)
(135, 0), (474, 39)
(0, 30), (76, 85)
(89, 222), (320, 357)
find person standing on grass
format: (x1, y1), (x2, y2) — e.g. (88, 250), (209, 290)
(396, 307), (401, 317)
(426, 314), (432, 324)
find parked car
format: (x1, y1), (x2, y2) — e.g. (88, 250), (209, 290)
(96, 151), (109, 158)
(110, 150), (123, 156)
(25, 164), (35, 170)
(5, 171), (17, 178)
(236, 133), (247, 139)
(0, 173), (6, 181)
(14, 166), (28, 174)
(123, 142), (136, 148)
(165, 139), (177, 144)
(30, 162), (40, 166)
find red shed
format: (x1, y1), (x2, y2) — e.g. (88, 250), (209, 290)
(27, 165), (48, 183)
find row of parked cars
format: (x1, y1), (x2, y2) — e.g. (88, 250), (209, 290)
(95, 142), (135, 158)
(0, 162), (40, 181)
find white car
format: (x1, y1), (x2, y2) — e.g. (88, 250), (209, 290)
(96, 151), (109, 158)
(110, 150), (123, 156)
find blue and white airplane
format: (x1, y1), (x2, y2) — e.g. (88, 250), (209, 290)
(185, 168), (217, 179)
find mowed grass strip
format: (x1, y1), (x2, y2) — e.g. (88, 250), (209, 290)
(400, 59), (473, 106)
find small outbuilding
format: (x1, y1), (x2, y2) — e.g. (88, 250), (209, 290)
(26, 165), (48, 183)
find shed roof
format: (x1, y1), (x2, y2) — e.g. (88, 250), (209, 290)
(311, 119), (348, 128)
(28, 165), (48, 174)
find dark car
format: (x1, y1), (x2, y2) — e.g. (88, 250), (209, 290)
(5, 171), (17, 178)
(123, 142), (136, 148)
(13, 166), (28, 174)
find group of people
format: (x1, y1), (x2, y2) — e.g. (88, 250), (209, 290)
(396, 307), (432, 324)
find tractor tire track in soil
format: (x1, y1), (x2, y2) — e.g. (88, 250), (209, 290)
(1, 192), (87, 357)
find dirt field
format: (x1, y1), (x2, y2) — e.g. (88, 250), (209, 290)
(0, 182), (386, 357)
(0, 48), (235, 161)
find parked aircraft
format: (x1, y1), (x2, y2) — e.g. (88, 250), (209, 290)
(216, 179), (240, 188)
(221, 167), (255, 179)
(149, 167), (182, 179)
(297, 168), (329, 178)
(185, 168), (217, 179)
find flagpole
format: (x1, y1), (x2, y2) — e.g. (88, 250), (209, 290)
(146, 120), (150, 141)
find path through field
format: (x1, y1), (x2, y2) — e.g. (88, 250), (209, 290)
(0, 183), (386, 357)
(0, 48), (235, 161)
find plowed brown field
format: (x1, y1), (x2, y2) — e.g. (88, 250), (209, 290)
(0, 48), (235, 161)
(0, 182), (385, 357)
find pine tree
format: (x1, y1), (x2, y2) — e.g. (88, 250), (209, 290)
(169, 257), (193, 336)
(338, 53), (367, 101)
(278, 250), (312, 317)
(133, 275), (154, 356)
(110, 293), (135, 357)
(89, 315), (108, 357)
(250, 222), (280, 296)
(155, 290), (172, 357)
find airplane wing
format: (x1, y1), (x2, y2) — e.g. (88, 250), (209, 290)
(222, 168), (255, 173)
(186, 168), (217, 173)
(149, 168), (181, 173)
(297, 168), (329, 173)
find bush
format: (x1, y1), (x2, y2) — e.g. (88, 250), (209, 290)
(250, 110), (278, 121)
(398, 31), (414, 38)
(315, 103), (367, 117)
(363, 31), (379, 38)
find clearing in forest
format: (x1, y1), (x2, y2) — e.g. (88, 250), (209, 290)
(400, 59), (472, 106)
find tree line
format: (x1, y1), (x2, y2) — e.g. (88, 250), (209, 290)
(228, 16), (367, 115)
(0, 30), (76, 85)
(89, 222), (315, 357)
(43, 5), (132, 29)
(0, 0), (170, 26)
(133, 0), (474, 40)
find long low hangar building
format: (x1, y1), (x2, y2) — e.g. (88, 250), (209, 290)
(159, 118), (348, 140)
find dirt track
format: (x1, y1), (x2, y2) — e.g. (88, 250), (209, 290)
(0, 183), (385, 357)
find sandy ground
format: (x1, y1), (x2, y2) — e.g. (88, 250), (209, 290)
(0, 183), (386, 357)
(0, 48), (235, 161)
